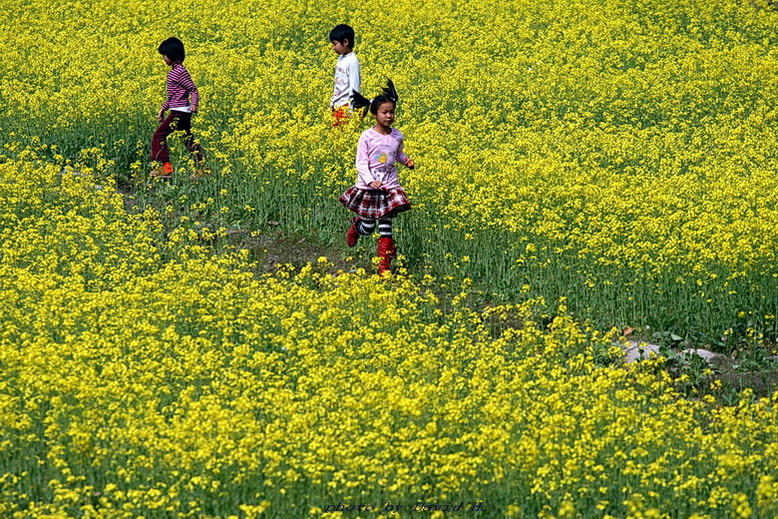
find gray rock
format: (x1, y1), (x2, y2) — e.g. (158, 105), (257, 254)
(622, 340), (663, 363)
(679, 348), (722, 362)
(679, 348), (735, 371)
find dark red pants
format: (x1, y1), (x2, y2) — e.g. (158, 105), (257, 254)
(151, 111), (204, 164)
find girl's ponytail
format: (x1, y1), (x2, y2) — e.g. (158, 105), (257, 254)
(351, 90), (372, 117)
(380, 79), (398, 104)
(351, 78), (398, 117)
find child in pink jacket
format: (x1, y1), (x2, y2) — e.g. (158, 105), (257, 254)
(339, 80), (415, 275)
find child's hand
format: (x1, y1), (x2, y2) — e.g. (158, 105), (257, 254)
(369, 180), (383, 189)
(405, 159), (415, 169)
(157, 108), (166, 122)
(191, 104), (198, 114)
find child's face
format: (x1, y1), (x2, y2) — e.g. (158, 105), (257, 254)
(161, 54), (174, 66)
(374, 102), (396, 129)
(331, 40), (350, 55)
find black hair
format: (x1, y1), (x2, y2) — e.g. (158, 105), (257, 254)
(351, 79), (398, 117)
(329, 24), (355, 47)
(158, 37), (185, 62)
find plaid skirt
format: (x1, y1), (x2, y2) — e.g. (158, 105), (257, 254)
(339, 187), (411, 219)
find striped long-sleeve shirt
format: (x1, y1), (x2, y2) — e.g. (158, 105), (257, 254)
(161, 62), (199, 112)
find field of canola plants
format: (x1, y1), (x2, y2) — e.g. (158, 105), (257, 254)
(4, 0), (778, 516)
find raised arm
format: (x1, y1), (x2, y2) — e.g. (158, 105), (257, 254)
(396, 137), (412, 167)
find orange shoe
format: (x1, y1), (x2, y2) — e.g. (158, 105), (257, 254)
(150, 162), (173, 179)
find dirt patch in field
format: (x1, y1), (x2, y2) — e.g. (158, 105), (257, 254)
(719, 369), (778, 396)
(226, 229), (365, 275)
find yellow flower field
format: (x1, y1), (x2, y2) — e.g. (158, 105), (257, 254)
(3, 0), (778, 334)
(2, 156), (778, 517)
(3, 0), (778, 516)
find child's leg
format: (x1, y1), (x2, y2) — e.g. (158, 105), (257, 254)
(378, 218), (393, 238)
(184, 134), (206, 166)
(332, 105), (349, 127)
(346, 218), (376, 247)
(357, 219), (376, 235)
(177, 113), (206, 166)
(151, 113), (179, 163)
(377, 218), (395, 275)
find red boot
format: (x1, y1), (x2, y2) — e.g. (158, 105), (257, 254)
(346, 218), (361, 247)
(150, 161), (173, 179)
(377, 237), (396, 275)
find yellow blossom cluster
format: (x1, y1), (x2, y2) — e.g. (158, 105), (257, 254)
(2, 157), (778, 517)
(3, 0), (778, 332)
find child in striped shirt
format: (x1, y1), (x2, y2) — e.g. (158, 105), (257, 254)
(151, 37), (206, 178)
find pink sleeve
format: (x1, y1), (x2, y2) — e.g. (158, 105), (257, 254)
(355, 133), (376, 184)
(396, 136), (410, 166)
